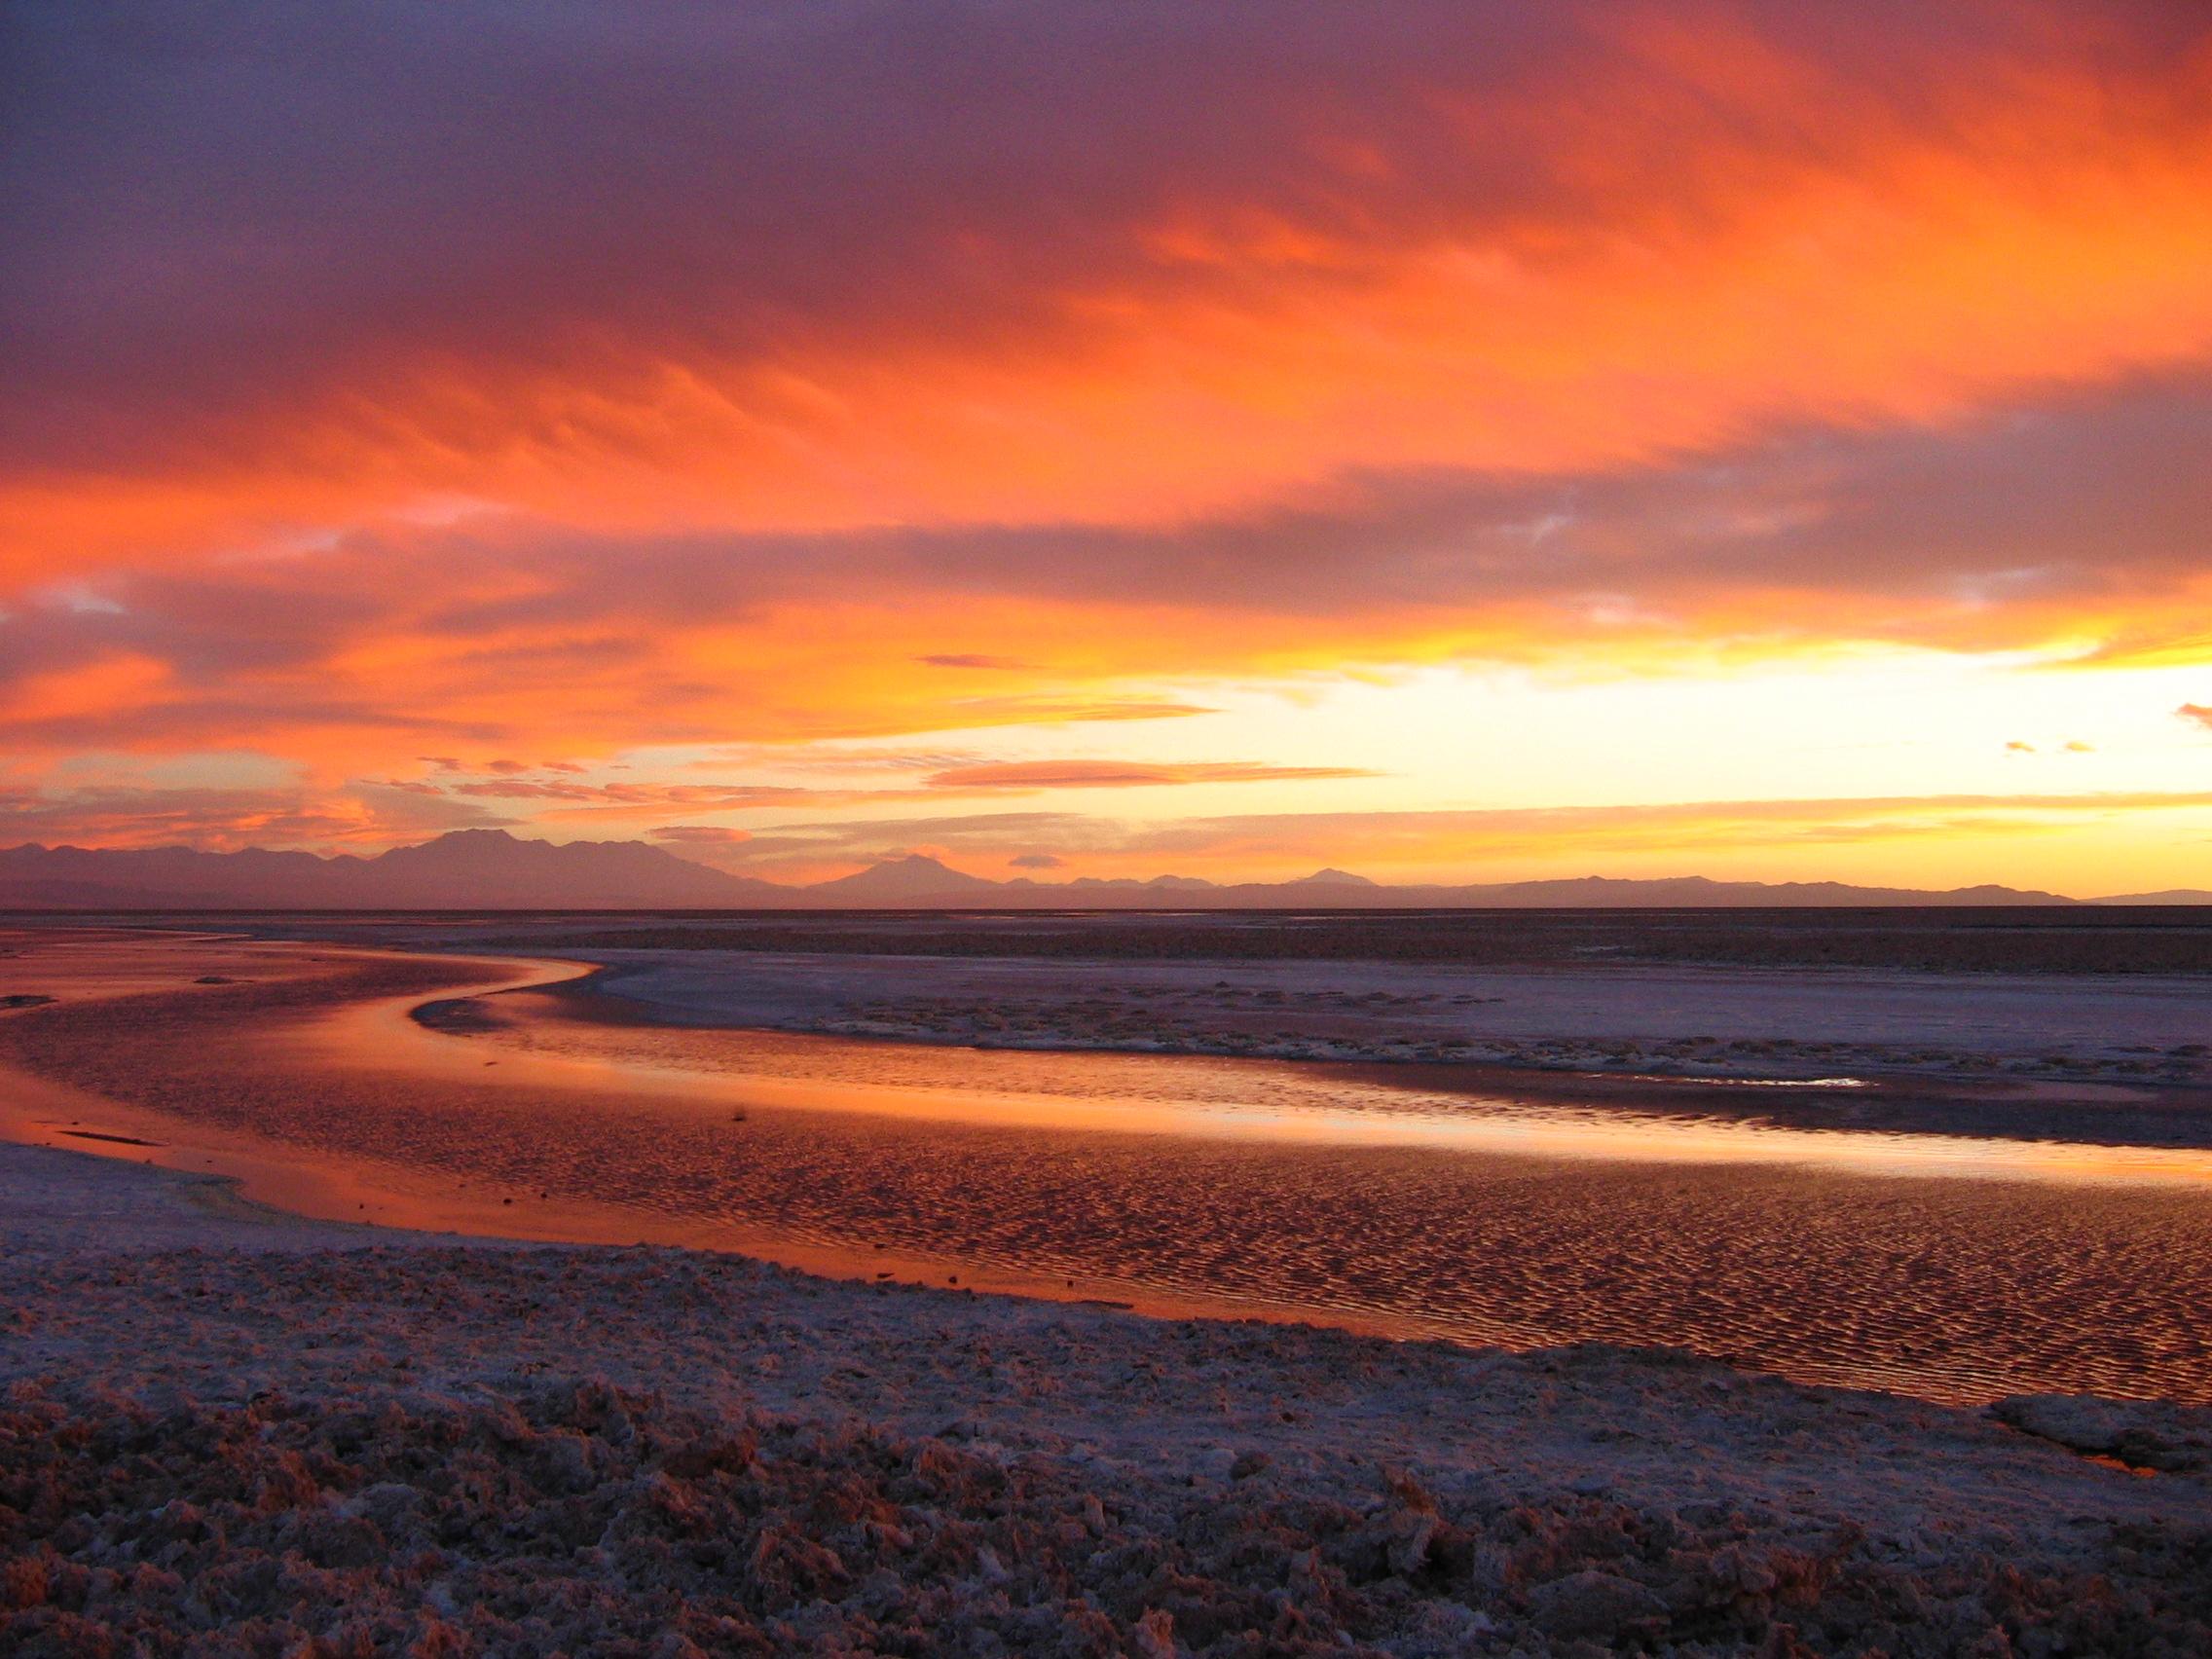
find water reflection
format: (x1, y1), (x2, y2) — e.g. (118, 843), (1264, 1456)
(5, 931), (2210, 1405)
(350, 977), (2212, 1192)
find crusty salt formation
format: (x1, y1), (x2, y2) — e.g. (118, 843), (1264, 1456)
(4, 1135), (2209, 1656)
(6, 1376), (2209, 1657)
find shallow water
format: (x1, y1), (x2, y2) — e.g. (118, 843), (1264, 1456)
(439, 986), (2212, 1188)
(4, 928), (2210, 1405)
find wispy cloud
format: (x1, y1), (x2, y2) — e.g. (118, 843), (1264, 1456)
(719, 791), (2212, 883)
(646, 825), (752, 845)
(924, 760), (1376, 790)
(0, 780), (508, 852)
(916, 654), (1036, 671)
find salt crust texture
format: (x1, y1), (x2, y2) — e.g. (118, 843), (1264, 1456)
(4, 1145), (2210, 1656)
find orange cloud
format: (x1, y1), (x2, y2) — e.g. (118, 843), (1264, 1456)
(1105, 792), (2212, 871)
(0, 780), (506, 853)
(647, 825), (753, 846)
(916, 654), (1036, 671)
(6, 2), (2212, 882)
(729, 790), (2212, 887)
(8, 3), (2211, 588)
(588, 782), (2209, 899)
(0, 655), (172, 726)
(925, 760), (1376, 790)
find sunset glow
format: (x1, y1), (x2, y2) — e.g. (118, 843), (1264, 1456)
(6, 0), (2211, 892)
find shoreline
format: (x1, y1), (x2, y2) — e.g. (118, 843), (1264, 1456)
(19, 911), (2212, 1117)
(7, 922), (2212, 1410)
(10, 1130), (2211, 1473)
(536, 954), (2212, 1153)
(528, 932), (2211, 1085)
(0, 940), (1435, 1346)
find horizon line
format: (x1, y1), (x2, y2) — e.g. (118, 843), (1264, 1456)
(4, 829), (2204, 905)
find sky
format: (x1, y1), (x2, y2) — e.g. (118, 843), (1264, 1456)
(4, 0), (2210, 895)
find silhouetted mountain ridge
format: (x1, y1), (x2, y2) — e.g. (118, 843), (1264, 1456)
(0, 830), (771, 909)
(0, 830), (2099, 909)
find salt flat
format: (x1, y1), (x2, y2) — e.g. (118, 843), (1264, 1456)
(4, 1139), (2210, 1655)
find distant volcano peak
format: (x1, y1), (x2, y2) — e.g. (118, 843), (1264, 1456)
(810, 854), (1002, 898)
(1294, 867), (1378, 887)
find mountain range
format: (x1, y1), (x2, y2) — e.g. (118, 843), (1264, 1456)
(0, 830), (2200, 910)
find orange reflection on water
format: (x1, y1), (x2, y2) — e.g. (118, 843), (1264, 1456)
(5, 929), (2211, 1405)
(287, 958), (2212, 1192)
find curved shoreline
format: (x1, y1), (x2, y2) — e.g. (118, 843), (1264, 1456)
(6, 925), (2212, 1408)
(0, 935), (1426, 1343)
(535, 940), (2212, 1148)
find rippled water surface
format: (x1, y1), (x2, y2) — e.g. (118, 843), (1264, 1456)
(4, 929), (2209, 1405)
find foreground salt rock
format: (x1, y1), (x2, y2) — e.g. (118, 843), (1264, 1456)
(1992, 1393), (2212, 1474)
(5, 1375), (2211, 1657)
